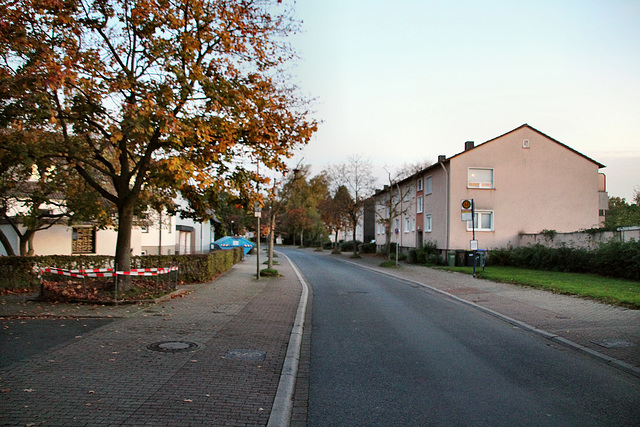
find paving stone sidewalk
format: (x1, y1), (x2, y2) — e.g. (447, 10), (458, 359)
(332, 251), (640, 373)
(0, 254), (302, 426)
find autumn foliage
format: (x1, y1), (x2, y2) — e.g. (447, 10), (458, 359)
(0, 0), (316, 287)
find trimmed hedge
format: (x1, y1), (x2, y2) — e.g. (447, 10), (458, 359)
(487, 240), (640, 281)
(0, 248), (244, 292)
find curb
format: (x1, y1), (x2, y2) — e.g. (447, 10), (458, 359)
(267, 251), (310, 427)
(342, 258), (640, 379)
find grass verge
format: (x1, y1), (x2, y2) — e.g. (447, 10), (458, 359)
(438, 266), (640, 309)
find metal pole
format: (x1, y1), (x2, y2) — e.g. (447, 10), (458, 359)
(472, 199), (477, 278)
(256, 162), (261, 280)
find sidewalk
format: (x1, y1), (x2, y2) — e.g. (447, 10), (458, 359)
(332, 251), (640, 375)
(0, 254), (303, 426)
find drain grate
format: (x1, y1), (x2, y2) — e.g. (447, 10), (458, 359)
(225, 349), (266, 361)
(147, 341), (202, 353)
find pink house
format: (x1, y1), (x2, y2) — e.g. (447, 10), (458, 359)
(373, 124), (608, 253)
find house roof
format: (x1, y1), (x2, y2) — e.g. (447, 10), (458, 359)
(372, 124), (606, 197)
(446, 124), (606, 169)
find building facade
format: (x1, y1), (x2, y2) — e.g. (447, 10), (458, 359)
(371, 124), (608, 253)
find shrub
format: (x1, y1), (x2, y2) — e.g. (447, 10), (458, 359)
(340, 240), (362, 252)
(361, 242), (377, 253)
(487, 240), (640, 281)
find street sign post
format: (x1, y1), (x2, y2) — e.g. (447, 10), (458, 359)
(461, 199), (478, 277)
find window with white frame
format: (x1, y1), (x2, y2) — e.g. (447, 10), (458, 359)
(417, 196), (423, 213)
(404, 217), (410, 233)
(467, 168), (494, 189)
(425, 176), (432, 194)
(412, 218), (416, 231)
(424, 214), (432, 232)
(467, 211), (494, 231)
(403, 186), (410, 202)
(417, 178), (423, 192)
(395, 218), (400, 229)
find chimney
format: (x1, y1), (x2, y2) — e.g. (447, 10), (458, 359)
(464, 141), (474, 151)
(438, 155), (446, 163)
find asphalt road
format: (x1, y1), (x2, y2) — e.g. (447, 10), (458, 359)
(280, 248), (640, 426)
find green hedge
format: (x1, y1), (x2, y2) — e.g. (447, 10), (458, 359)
(0, 248), (244, 292)
(487, 240), (640, 281)
(407, 241), (442, 266)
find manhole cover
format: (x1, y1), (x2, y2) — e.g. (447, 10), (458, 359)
(593, 339), (636, 349)
(225, 349), (266, 361)
(147, 341), (202, 353)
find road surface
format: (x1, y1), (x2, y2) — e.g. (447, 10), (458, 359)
(281, 248), (640, 426)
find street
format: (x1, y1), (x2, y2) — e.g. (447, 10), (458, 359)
(280, 248), (640, 426)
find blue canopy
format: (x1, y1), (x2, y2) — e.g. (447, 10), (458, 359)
(213, 236), (255, 255)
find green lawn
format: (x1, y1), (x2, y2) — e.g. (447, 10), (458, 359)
(438, 266), (640, 309)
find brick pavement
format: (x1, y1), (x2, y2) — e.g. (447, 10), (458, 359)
(0, 254), (302, 427)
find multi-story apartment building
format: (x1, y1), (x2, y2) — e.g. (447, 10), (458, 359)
(371, 124), (608, 253)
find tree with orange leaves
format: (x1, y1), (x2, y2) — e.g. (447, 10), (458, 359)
(0, 0), (316, 289)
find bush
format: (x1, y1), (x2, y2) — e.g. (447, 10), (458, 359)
(361, 242), (377, 253)
(340, 240), (362, 252)
(487, 240), (640, 281)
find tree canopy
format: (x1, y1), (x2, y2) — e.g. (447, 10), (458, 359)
(604, 189), (640, 230)
(0, 0), (316, 279)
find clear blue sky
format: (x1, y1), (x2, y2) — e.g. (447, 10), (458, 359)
(286, 0), (640, 200)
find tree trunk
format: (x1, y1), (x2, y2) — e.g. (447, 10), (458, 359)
(352, 222), (358, 256)
(268, 213), (276, 269)
(0, 230), (15, 256)
(19, 229), (35, 256)
(385, 228), (391, 260)
(300, 230), (303, 247)
(115, 199), (135, 292)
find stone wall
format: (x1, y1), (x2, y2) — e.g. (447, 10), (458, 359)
(519, 226), (640, 250)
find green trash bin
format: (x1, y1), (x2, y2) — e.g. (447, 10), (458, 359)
(447, 251), (455, 267)
(475, 250), (486, 269)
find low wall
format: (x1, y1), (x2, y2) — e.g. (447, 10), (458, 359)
(519, 226), (640, 250)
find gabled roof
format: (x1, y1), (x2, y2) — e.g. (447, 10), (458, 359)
(446, 124), (606, 168)
(372, 124), (606, 196)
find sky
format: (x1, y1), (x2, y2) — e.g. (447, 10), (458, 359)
(284, 0), (640, 201)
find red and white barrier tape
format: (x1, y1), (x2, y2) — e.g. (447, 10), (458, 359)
(39, 266), (178, 279)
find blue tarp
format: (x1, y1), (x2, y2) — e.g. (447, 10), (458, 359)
(213, 236), (255, 255)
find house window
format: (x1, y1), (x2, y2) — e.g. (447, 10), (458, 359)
(141, 225), (149, 233)
(425, 176), (432, 194)
(417, 178), (423, 192)
(412, 218), (416, 232)
(403, 186), (410, 202)
(425, 214), (432, 232)
(72, 227), (96, 254)
(468, 168), (494, 189)
(417, 196), (423, 213)
(467, 211), (494, 231)
(404, 217), (410, 233)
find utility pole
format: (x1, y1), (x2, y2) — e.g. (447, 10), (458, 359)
(256, 162), (261, 280)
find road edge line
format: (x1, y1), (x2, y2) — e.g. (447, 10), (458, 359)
(267, 251), (309, 427)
